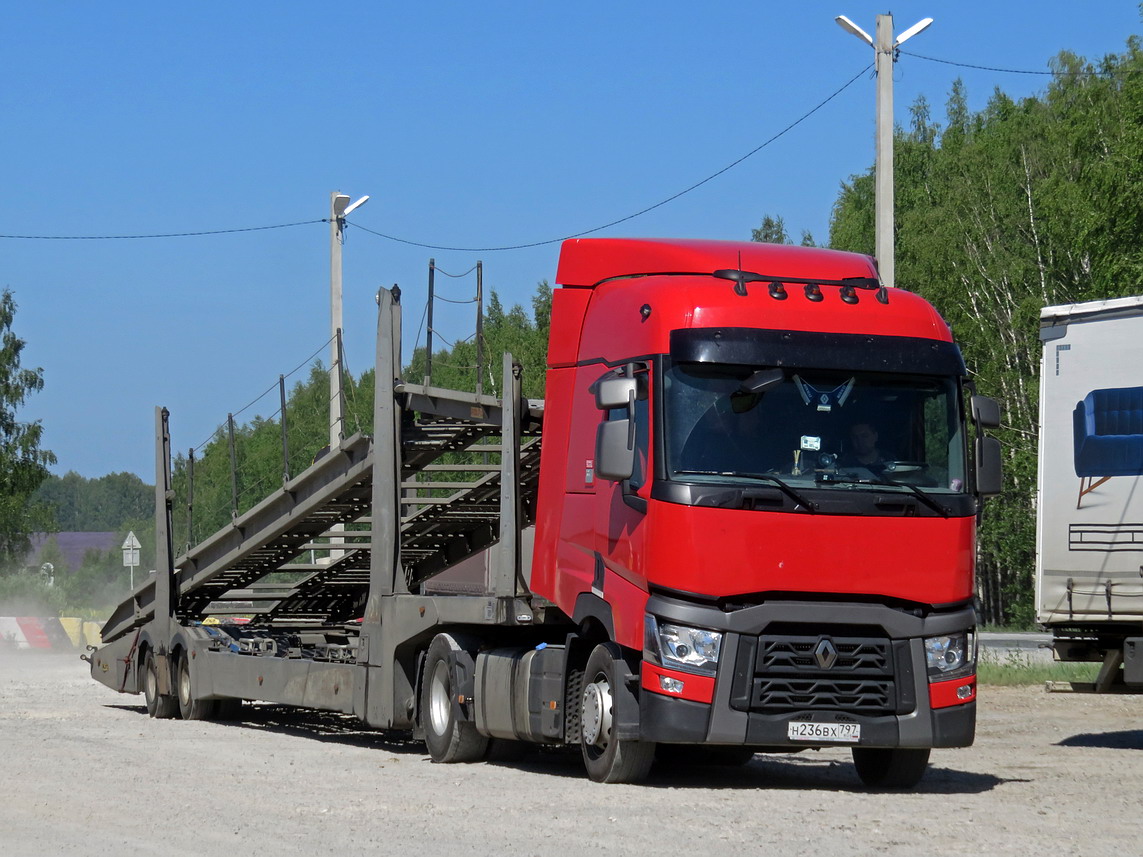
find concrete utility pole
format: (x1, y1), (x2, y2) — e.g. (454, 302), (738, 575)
(328, 191), (368, 566)
(329, 191), (369, 449)
(835, 13), (932, 289)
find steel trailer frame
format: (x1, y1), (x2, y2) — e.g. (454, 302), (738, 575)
(89, 287), (551, 732)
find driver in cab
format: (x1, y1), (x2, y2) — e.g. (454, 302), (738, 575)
(840, 422), (886, 474)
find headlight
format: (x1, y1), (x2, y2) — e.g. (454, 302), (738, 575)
(924, 631), (975, 676)
(646, 614), (722, 675)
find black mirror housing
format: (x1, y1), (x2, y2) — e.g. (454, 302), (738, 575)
(971, 395), (1001, 430)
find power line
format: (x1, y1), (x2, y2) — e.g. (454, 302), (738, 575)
(347, 62), (874, 253)
(1, 62), (873, 251)
(0, 219), (328, 241)
(900, 49), (1139, 77)
(432, 264), (479, 278)
(192, 334), (335, 452)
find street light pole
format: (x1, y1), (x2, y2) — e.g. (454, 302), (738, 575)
(874, 14), (895, 289)
(836, 13), (932, 288)
(328, 190), (368, 566)
(329, 191), (369, 450)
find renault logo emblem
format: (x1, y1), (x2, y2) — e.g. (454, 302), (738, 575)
(814, 638), (838, 670)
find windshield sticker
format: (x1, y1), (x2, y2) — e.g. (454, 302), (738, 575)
(794, 375), (855, 412)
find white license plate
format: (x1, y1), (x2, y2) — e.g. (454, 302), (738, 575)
(786, 721), (861, 743)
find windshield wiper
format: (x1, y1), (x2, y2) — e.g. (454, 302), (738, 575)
(816, 473), (950, 518)
(673, 469), (817, 513)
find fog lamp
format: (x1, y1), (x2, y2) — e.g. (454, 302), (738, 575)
(659, 676), (685, 694)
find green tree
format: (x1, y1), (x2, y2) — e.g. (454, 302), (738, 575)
(751, 215), (791, 245)
(34, 471), (153, 532)
(0, 290), (56, 566)
(405, 281), (553, 399)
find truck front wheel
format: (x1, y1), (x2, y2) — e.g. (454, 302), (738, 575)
(420, 634), (488, 763)
(580, 643), (655, 783)
(851, 746), (930, 788)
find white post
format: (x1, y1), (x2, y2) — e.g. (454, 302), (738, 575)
(835, 14), (932, 290)
(874, 14), (895, 288)
(330, 192), (349, 449)
(327, 191), (368, 566)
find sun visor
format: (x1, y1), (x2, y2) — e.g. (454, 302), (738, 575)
(670, 328), (966, 375)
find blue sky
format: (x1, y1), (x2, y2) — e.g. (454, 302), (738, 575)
(3, 2), (1139, 481)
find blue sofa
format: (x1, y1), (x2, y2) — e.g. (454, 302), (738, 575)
(1073, 386), (1143, 508)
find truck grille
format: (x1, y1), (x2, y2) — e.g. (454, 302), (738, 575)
(755, 677), (893, 712)
(733, 634), (899, 715)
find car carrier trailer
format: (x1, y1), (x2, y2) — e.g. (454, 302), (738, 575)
(88, 238), (1002, 786)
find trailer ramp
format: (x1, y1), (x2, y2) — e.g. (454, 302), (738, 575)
(100, 379), (542, 644)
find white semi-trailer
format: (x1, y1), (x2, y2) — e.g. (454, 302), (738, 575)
(1037, 296), (1143, 690)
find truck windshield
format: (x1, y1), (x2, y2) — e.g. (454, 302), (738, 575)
(663, 363), (967, 494)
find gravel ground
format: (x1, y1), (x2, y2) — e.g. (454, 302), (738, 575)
(1, 650), (1140, 857)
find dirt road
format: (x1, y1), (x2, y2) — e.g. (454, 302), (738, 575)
(1, 651), (1139, 857)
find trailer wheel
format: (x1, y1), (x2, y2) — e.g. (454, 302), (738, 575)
(851, 747), (930, 788)
(420, 634), (488, 763)
(580, 643), (655, 783)
(176, 653), (218, 721)
(143, 651), (177, 719)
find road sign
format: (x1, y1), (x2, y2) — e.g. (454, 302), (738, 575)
(122, 531), (141, 567)
(122, 531), (141, 588)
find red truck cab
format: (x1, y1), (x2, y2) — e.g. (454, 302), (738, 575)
(530, 238), (999, 785)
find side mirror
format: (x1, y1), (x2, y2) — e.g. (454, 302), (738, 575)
(971, 395), (1001, 429)
(976, 435), (1003, 497)
(595, 419), (634, 481)
(595, 376), (637, 411)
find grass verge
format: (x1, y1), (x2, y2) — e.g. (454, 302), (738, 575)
(977, 649), (1100, 686)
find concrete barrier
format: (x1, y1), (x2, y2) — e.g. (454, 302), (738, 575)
(0, 617), (102, 650)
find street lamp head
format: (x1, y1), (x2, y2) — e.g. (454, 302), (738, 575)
(894, 17), (933, 48)
(835, 15), (874, 47)
(342, 195), (370, 218)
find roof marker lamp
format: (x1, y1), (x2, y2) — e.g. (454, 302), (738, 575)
(768, 280), (787, 300)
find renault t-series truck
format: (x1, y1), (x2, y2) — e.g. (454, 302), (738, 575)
(87, 238), (1001, 787)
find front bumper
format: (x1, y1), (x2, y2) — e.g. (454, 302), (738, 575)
(640, 594), (976, 749)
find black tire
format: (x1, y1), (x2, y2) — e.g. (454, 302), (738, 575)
(176, 653), (218, 721)
(420, 634), (489, 763)
(852, 747), (931, 788)
(143, 651), (177, 719)
(580, 643), (656, 783)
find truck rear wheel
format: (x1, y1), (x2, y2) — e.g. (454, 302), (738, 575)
(176, 653), (218, 721)
(851, 747), (930, 788)
(420, 634), (489, 763)
(580, 643), (655, 783)
(143, 651), (177, 719)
